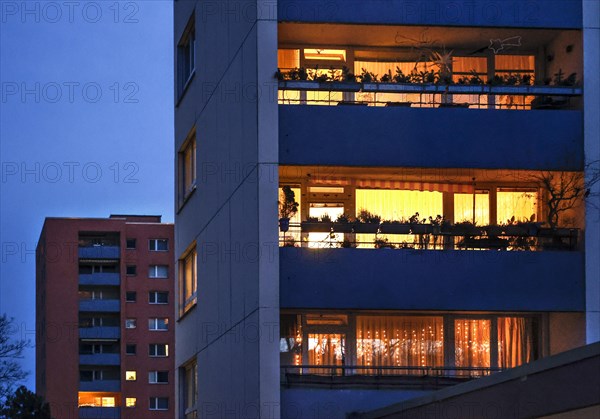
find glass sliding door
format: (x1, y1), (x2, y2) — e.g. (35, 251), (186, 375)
(454, 319), (491, 374)
(307, 333), (346, 375)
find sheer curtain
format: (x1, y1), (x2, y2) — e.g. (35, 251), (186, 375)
(354, 61), (436, 106)
(356, 316), (444, 374)
(495, 55), (535, 109)
(308, 334), (345, 374)
(497, 190), (538, 224)
(498, 317), (535, 368)
(452, 57), (488, 107)
(454, 319), (491, 371)
(454, 192), (490, 225)
(355, 189), (443, 248)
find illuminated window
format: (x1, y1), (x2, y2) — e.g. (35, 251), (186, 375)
(125, 371), (137, 381)
(278, 49), (299, 69)
(308, 334), (345, 374)
(497, 189), (538, 224)
(454, 319), (491, 372)
(307, 203), (344, 248)
(149, 265), (168, 278)
(149, 344), (169, 357)
(454, 191), (490, 225)
(356, 316), (444, 373)
(179, 244), (197, 316)
(78, 392), (120, 408)
(278, 186), (302, 246)
(304, 49), (346, 61)
(126, 398), (137, 408)
(149, 318), (169, 331)
(179, 128), (197, 205)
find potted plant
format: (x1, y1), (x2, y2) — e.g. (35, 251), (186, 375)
(353, 210), (381, 233)
(374, 236), (396, 249)
(333, 213), (354, 233)
(279, 186), (299, 233)
(301, 215), (331, 233)
(380, 219), (411, 235)
(409, 212), (430, 234)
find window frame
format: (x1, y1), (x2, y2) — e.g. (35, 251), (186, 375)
(125, 291), (137, 303)
(177, 13), (196, 100)
(148, 265), (169, 279)
(178, 127), (197, 208)
(149, 239), (169, 252)
(179, 243), (198, 317)
(149, 343), (169, 357)
(149, 318), (169, 331)
(149, 370), (169, 384)
(149, 291), (169, 305)
(125, 318), (137, 329)
(149, 397), (169, 411)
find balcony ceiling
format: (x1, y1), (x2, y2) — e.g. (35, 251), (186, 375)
(279, 23), (573, 52)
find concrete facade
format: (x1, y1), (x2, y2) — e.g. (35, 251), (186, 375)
(174, 1), (596, 417)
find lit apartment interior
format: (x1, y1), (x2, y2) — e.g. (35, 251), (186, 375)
(277, 23), (582, 110)
(275, 21), (586, 388)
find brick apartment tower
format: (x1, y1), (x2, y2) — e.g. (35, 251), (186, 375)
(36, 215), (174, 419)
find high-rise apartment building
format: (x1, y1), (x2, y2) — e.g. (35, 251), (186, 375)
(36, 215), (175, 419)
(173, 1), (599, 418)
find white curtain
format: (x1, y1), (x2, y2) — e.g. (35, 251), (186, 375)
(454, 319), (491, 370)
(497, 190), (538, 224)
(356, 316), (444, 374)
(454, 192), (490, 225)
(498, 317), (535, 368)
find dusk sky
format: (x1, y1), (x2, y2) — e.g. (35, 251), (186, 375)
(0, 0), (173, 390)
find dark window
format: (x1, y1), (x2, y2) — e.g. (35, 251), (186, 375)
(126, 344), (137, 355)
(149, 239), (168, 251)
(126, 292), (137, 302)
(126, 265), (137, 276)
(149, 397), (169, 410)
(177, 15), (195, 96)
(149, 291), (168, 304)
(126, 238), (136, 249)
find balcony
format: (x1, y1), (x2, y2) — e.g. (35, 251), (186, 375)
(78, 407), (121, 419)
(277, 1), (582, 28)
(79, 327), (120, 339)
(79, 273), (120, 286)
(78, 246), (120, 259)
(79, 354), (120, 366)
(279, 247), (584, 311)
(79, 299), (120, 313)
(279, 104), (583, 171)
(79, 381), (120, 392)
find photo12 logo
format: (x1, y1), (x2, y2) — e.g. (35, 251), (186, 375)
(1, 1), (139, 24)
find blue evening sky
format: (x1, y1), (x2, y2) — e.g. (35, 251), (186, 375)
(0, 1), (174, 391)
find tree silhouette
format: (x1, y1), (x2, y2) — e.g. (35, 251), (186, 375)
(1, 386), (51, 419)
(0, 314), (29, 402)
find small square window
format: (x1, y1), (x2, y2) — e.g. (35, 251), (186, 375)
(126, 292), (136, 303)
(126, 239), (136, 249)
(126, 371), (137, 381)
(126, 265), (137, 276)
(149, 239), (168, 251)
(126, 344), (136, 355)
(125, 319), (137, 329)
(125, 397), (137, 408)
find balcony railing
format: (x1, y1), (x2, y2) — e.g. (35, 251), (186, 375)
(278, 81), (582, 110)
(280, 222), (579, 251)
(78, 273), (120, 286)
(281, 365), (501, 388)
(79, 353), (120, 366)
(79, 327), (120, 339)
(79, 299), (120, 312)
(78, 245), (120, 259)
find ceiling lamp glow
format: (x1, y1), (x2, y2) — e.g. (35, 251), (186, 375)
(304, 49), (347, 61)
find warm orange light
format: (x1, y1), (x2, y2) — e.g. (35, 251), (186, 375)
(304, 49), (346, 61)
(78, 392), (121, 408)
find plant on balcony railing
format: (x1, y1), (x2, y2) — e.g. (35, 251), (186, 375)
(279, 185), (299, 233)
(276, 65), (579, 88)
